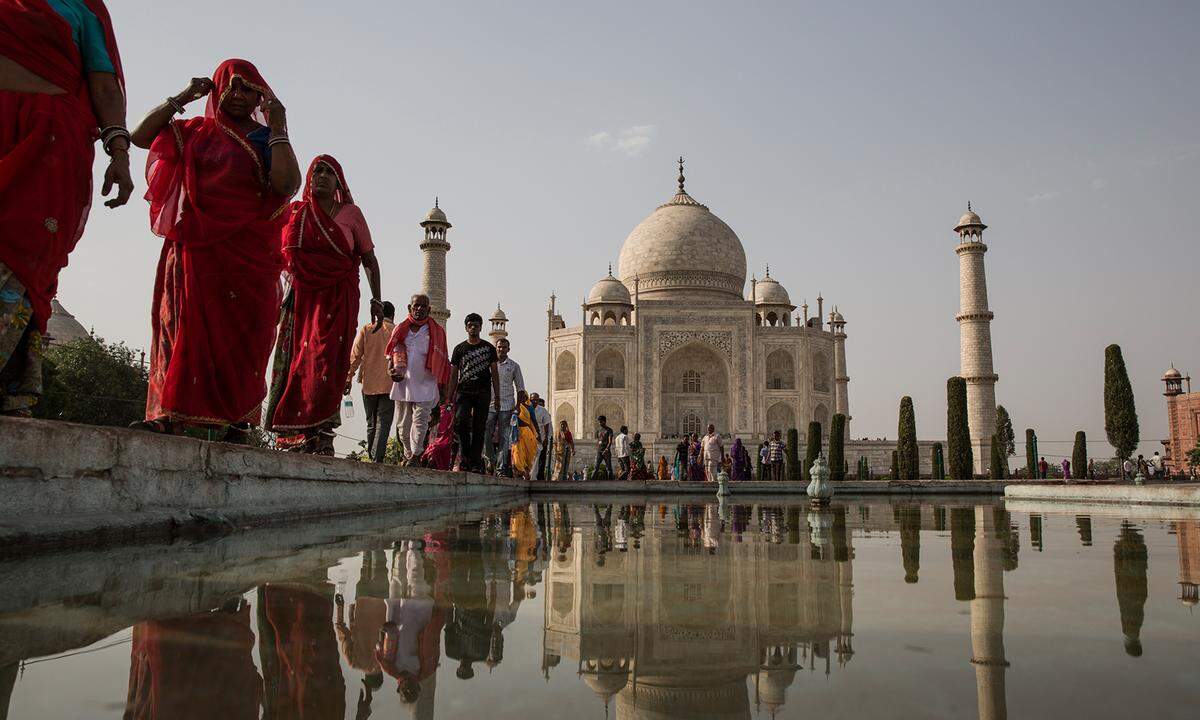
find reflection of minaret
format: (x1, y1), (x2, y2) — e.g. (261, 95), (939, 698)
(835, 507), (855, 666)
(950, 508), (976, 601)
(898, 504), (921, 584)
(1177, 521), (1200, 607)
(954, 205), (998, 474)
(419, 199), (452, 325)
(1113, 522), (1148, 657)
(971, 506), (1008, 720)
(1030, 514), (1044, 552)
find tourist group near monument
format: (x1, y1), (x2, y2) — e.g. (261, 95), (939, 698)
(2, 2), (1197, 484)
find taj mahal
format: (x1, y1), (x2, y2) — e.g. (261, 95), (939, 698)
(546, 160), (851, 461)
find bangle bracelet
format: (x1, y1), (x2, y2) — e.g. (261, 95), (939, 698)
(166, 96), (185, 114)
(101, 128), (132, 157)
(267, 137), (291, 148)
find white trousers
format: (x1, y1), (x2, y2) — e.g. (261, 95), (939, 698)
(396, 399), (436, 460)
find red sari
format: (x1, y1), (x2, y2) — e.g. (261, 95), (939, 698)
(0, 0), (123, 334)
(264, 155), (362, 434)
(143, 59), (290, 425)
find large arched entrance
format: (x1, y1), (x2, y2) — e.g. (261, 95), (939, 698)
(659, 343), (730, 438)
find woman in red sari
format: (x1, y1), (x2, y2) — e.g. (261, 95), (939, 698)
(0, 0), (132, 415)
(129, 59), (301, 440)
(264, 155), (382, 454)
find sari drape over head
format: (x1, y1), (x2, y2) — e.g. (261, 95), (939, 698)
(0, 0), (123, 333)
(510, 402), (540, 478)
(264, 155), (362, 432)
(143, 59), (291, 424)
(552, 427), (573, 481)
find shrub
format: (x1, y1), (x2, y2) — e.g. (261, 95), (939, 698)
(932, 442), (945, 480)
(1072, 431), (1088, 479)
(829, 413), (846, 481)
(1103, 344), (1139, 472)
(787, 428), (800, 482)
(1025, 428), (1038, 479)
(34, 335), (148, 427)
(897, 396), (919, 480)
(946, 376), (973, 479)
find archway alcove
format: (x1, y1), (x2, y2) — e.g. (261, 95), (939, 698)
(659, 343), (730, 438)
(766, 401), (796, 434)
(555, 350), (577, 390)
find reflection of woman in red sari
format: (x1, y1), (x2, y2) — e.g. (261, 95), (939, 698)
(258, 583), (346, 720)
(264, 155), (382, 454)
(123, 601), (262, 720)
(0, 0), (132, 415)
(130, 59), (300, 439)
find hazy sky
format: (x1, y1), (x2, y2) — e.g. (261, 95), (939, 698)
(67, 1), (1199, 458)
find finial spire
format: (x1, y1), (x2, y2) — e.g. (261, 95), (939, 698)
(765, 263), (771, 278)
(608, 262), (613, 277)
(967, 200), (972, 211)
(677, 156), (685, 193)
(435, 196), (439, 208)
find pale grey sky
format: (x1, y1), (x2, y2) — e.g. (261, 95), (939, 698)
(66, 1), (1199, 458)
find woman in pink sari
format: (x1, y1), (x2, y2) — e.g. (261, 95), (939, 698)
(129, 59), (300, 440)
(264, 155), (383, 454)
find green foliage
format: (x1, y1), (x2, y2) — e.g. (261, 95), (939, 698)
(996, 406), (1016, 457)
(34, 336), (147, 427)
(1025, 428), (1038, 478)
(1103, 344), (1139, 463)
(1188, 440), (1200, 469)
(989, 434), (1006, 479)
(804, 421), (822, 482)
(856, 456), (869, 481)
(897, 396), (919, 480)
(1072, 431), (1088, 479)
(829, 413), (846, 481)
(946, 376), (973, 479)
(932, 442), (945, 480)
(786, 428), (800, 482)
(890, 450), (899, 481)
(350, 436), (406, 464)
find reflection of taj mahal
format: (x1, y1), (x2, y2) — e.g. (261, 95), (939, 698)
(547, 160), (849, 459)
(541, 506), (855, 718)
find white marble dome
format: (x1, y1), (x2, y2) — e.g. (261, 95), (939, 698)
(587, 272), (632, 305)
(617, 174), (746, 301)
(751, 275), (791, 307)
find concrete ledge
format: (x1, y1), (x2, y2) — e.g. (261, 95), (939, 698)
(533, 479), (1009, 495)
(1004, 482), (1200, 507)
(0, 417), (527, 553)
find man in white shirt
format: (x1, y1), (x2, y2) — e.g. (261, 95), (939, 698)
(701, 424), (724, 483)
(614, 426), (630, 481)
(529, 393), (553, 480)
(390, 295), (443, 464)
(484, 338), (525, 475)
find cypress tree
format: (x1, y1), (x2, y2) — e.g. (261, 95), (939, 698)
(1103, 344), (1139, 475)
(989, 433), (1006, 479)
(946, 376), (974, 479)
(897, 396), (919, 479)
(1072, 431), (1088, 479)
(1025, 428), (1038, 479)
(932, 442), (945, 480)
(996, 405), (1016, 455)
(786, 428), (800, 482)
(805, 421), (822, 482)
(829, 413), (846, 481)
(856, 456), (868, 481)
(890, 450), (899, 480)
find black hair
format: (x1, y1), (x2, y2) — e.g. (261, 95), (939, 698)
(465, 312), (483, 325)
(598, 415), (607, 423)
(382, 301), (396, 319)
(619, 426), (628, 434)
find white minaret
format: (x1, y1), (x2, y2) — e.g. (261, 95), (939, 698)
(419, 198), (452, 325)
(488, 303), (509, 344)
(830, 307), (850, 437)
(955, 203), (998, 475)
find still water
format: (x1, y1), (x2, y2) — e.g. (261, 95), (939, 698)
(2, 498), (1197, 719)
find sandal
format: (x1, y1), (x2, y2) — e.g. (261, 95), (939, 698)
(129, 417), (173, 434)
(224, 423), (254, 445)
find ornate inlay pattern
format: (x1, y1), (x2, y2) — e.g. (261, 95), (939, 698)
(658, 330), (733, 362)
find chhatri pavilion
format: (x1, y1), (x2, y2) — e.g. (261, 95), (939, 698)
(547, 160), (850, 461)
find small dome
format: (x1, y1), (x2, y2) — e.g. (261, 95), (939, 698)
(420, 199), (450, 227)
(954, 204), (987, 233)
(1163, 364), (1182, 380)
(490, 304), (508, 321)
(751, 275), (792, 307)
(582, 671), (629, 698)
(587, 271), (632, 305)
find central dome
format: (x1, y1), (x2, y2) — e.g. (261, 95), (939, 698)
(617, 166), (746, 301)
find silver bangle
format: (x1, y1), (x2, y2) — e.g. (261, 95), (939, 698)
(166, 96), (185, 114)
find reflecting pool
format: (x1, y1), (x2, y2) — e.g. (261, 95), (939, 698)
(2, 498), (1198, 719)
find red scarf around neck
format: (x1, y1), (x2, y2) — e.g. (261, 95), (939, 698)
(385, 315), (450, 385)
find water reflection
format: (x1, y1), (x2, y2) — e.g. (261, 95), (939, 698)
(0, 505), (1196, 719)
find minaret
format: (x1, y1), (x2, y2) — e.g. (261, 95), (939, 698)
(955, 203), (998, 475)
(971, 506), (1008, 720)
(419, 198), (452, 325)
(488, 303), (509, 344)
(830, 307), (850, 436)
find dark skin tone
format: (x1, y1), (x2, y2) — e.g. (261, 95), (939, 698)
(559, 421), (574, 450)
(0, 58), (134, 208)
(385, 295), (447, 404)
(309, 161), (383, 326)
(444, 318), (501, 414)
(131, 75), (301, 197)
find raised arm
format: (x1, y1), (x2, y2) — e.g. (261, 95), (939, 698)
(131, 77), (211, 149)
(260, 97), (300, 197)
